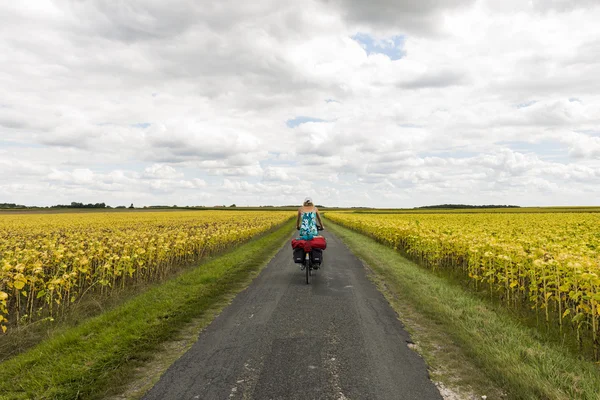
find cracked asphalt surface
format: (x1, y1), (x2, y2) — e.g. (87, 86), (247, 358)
(143, 230), (442, 400)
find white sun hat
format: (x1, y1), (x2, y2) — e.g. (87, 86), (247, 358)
(304, 196), (313, 204)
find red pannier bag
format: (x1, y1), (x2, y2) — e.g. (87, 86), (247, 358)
(291, 236), (327, 251)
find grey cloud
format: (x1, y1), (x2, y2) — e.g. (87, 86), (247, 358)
(2, 2), (325, 111)
(37, 123), (136, 150)
(564, 40), (600, 67)
(60, 1), (327, 104)
(0, 117), (27, 130)
(39, 134), (91, 149)
(532, 0), (599, 12)
(398, 70), (468, 89)
(493, 75), (600, 97)
(67, 1), (205, 43)
(328, 0), (474, 34)
(143, 124), (264, 164)
(0, 108), (55, 132)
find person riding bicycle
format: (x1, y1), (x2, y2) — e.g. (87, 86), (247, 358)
(296, 197), (324, 240)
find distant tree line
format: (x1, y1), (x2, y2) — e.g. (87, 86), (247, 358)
(416, 204), (520, 209)
(0, 203), (26, 209)
(51, 202), (108, 209)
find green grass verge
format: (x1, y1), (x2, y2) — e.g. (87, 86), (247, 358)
(326, 219), (600, 400)
(0, 219), (295, 400)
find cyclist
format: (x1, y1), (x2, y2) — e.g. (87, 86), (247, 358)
(296, 197), (324, 240)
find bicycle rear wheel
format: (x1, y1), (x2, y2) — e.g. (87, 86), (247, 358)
(305, 255), (310, 284)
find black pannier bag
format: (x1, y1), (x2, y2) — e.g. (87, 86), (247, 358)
(311, 249), (323, 264)
(293, 248), (305, 263)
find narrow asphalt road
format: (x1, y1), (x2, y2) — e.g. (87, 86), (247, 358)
(143, 230), (442, 400)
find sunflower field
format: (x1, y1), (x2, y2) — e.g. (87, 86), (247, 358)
(326, 211), (600, 356)
(0, 210), (292, 332)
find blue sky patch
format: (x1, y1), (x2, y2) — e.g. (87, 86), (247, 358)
(516, 100), (537, 109)
(286, 116), (326, 128)
(352, 33), (405, 61)
(132, 122), (152, 129)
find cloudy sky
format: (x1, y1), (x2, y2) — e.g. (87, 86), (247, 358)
(1, 0), (600, 208)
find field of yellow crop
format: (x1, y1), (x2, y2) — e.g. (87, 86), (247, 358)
(326, 211), (600, 355)
(0, 210), (292, 332)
